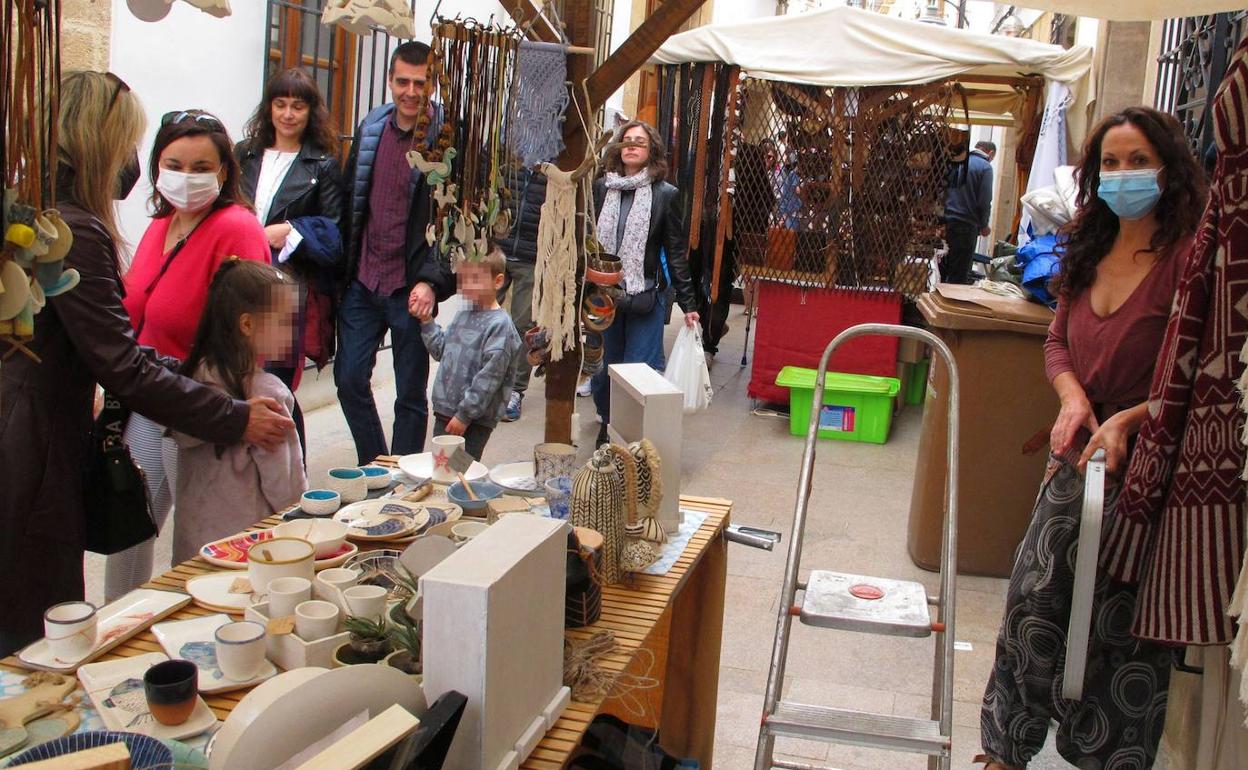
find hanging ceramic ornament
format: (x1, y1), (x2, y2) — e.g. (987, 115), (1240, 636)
(322, 0), (416, 39)
(126, 0), (173, 22)
(182, 0), (232, 18)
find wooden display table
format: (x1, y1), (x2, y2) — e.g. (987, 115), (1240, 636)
(4, 488), (730, 769)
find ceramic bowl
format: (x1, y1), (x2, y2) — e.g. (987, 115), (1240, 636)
(359, 465), (392, 490)
(274, 519), (349, 559)
(327, 467), (368, 503)
(450, 521), (490, 541)
(246, 537), (316, 595)
(446, 479), (502, 513)
(300, 489), (341, 516)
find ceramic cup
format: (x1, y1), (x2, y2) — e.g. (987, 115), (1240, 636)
(359, 465), (392, 490)
(213, 621), (267, 681)
(43, 601), (98, 660)
(143, 659), (198, 726)
(247, 536), (315, 596)
(315, 567), (361, 611)
(295, 600), (341, 642)
(544, 476), (573, 520)
(327, 467), (368, 503)
(430, 435), (466, 483)
(534, 443), (577, 484)
(341, 585), (388, 621)
(300, 489), (341, 516)
(267, 576), (312, 619)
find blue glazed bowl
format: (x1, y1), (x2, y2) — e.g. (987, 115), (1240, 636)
(8, 731), (173, 769)
(447, 480), (503, 512)
(300, 489), (341, 516)
(359, 465), (392, 490)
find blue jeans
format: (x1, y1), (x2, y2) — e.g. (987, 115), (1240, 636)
(334, 280), (430, 464)
(591, 296), (668, 423)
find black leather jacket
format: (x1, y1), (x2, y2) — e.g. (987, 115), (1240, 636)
(592, 178), (697, 314)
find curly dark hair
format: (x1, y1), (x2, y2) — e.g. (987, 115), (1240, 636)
(604, 120), (668, 182)
(1053, 106), (1206, 298)
(242, 68), (340, 159)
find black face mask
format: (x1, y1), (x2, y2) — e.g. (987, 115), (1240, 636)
(116, 152), (141, 200)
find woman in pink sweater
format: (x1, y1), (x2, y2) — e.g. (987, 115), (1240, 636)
(106, 110), (270, 598)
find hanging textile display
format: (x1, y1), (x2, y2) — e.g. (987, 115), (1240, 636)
(321, 0), (415, 38)
(508, 40), (570, 169)
(1105, 32), (1248, 650)
(532, 162), (580, 361)
(1, 0), (73, 362)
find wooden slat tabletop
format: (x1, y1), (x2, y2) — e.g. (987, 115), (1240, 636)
(4, 454), (730, 769)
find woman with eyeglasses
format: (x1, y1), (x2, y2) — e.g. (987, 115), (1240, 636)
(0, 72), (294, 655)
(104, 108), (273, 599)
(236, 68), (347, 454)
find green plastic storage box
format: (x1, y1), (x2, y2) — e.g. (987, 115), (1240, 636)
(905, 359), (930, 406)
(775, 366), (901, 444)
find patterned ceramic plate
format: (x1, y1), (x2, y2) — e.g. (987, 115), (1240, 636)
(6, 731), (173, 769)
(77, 653), (217, 740)
(333, 500), (429, 541)
(199, 531), (357, 570)
(489, 461), (544, 496)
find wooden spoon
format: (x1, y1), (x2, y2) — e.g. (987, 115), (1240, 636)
(457, 473), (479, 501)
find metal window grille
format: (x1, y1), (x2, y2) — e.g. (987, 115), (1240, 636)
(1154, 11), (1248, 158)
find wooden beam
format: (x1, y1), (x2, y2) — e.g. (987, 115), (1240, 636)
(584, 0), (709, 111)
(503, 0), (560, 44)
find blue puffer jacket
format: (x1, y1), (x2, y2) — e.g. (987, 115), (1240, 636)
(342, 103), (454, 301)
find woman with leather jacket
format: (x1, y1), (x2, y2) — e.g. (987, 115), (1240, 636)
(591, 120), (700, 446)
(235, 68), (347, 451)
(0, 72), (293, 655)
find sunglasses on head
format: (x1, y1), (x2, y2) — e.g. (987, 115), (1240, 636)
(160, 110), (226, 132)
(105, 72), (130, 115)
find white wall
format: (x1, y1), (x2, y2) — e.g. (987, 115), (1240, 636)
(109, 0), (268, 254)
(713, 0), (775, 25)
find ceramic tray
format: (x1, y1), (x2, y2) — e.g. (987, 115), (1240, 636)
(397, 452), (488, 484)
(489, 461), (544, 496)
(151, 614), (277, 694)
(184, 572), (257, 614)
(332, 499), (429, 541)
(17, 589), (192, 672)
(198, 530), (357, 571)
(77, 653), (217, 740)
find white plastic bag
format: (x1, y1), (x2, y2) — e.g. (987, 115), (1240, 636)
(663, 324), (713, 414)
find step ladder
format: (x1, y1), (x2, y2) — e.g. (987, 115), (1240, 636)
(754, 324), (960, 770)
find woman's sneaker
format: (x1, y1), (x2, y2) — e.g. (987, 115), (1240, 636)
(577, 379), (592, 398)
(503, 392), (522, 422)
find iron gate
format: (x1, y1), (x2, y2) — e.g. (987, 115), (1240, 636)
(1154, 11), (1248, 160)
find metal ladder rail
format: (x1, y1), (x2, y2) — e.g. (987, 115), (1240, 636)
(753, 324), (961, 770)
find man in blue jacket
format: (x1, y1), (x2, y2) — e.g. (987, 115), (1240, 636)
(941, 140), (995, 285)
(335, 41), (454, 464)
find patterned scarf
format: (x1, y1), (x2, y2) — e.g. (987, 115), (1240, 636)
(596, 171), (652, 294)
(1103, 34), (1248, 648)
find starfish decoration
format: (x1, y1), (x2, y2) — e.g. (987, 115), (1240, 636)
(433, 452), (451, 472)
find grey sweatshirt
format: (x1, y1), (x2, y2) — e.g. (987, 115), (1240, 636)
(422, 306), (522, 429)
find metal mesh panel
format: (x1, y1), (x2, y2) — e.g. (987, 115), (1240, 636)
(730, 78), (958, 299)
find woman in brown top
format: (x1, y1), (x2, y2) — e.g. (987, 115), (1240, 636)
(979, 108), (1207, 769)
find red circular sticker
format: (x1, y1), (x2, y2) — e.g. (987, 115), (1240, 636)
(849, 583), (885, 601)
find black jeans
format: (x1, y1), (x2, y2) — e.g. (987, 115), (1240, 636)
(941, 220), (979, 285)
(432, 414), (494, 462)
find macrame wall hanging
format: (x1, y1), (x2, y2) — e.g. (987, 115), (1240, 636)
(321, 0), (415, 39)
(413, 16), (519, 268)
(509, 40), (570, 169)
(1, 0), (74, 362)
(533, 161), (581, 361)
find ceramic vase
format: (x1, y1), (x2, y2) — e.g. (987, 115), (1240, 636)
(534, 443), (578, 484)
(565, 529), (602, 628)
(570, 448), (626, 584)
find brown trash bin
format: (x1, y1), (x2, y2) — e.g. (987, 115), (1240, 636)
(908, 285), (1058, 577)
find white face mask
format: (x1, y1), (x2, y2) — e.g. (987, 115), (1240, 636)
(157, 169), (221, 213)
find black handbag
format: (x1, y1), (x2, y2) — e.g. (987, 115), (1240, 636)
(615, 285), (661, 316)
(84, 393), (157, 555)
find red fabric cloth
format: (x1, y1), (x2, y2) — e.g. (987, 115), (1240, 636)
(748, 281), (900, 403)
(1042, 238), (1187, 408)
(123, 205), (270, 360)
(1103, 34), (1248, 645)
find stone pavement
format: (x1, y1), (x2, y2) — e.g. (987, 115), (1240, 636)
(84, 297), (1087, 769)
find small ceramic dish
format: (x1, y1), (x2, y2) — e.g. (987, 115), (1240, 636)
(447, 479), (502, 513)
(273, 519), (349, 558)
(199, 530), (356, 571)
(300, 489), (341, 516)
(151, 613), (277, 694)
(359, 465), (392, 490)
(397, 453), (488, 484)
(488, 461), (544, 496)
(333, 499), (429, 541)
(450, 521), (490, 541)
(184, 572), (256, 614)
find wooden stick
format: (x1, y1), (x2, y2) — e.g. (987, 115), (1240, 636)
(457, 473), (478, 501)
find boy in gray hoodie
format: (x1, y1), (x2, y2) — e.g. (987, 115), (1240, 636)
(411, 246), (522, 460)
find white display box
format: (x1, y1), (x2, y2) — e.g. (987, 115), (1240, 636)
(420, 515), (570, 770)
(245, 601), (348, 671)
(608, 362), (684, 531)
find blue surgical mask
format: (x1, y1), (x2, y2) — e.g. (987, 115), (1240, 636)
(1097, 168), (1162, 220)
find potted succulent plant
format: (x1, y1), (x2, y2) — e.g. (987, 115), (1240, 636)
(332, 615), (392, 666)
(390, 565), (422, 626)
(384, 617), (422, 680)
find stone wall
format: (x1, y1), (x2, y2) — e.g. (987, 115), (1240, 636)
(61, 0), (111, 72)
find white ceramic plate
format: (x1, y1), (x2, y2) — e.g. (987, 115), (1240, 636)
(198, 531), (358, 571)
(184, 572), (256, 614)
(151, 614), (277, 694)
(489, 461), (545, 496)
(332, 499), (429, 541)
(208, 664), (426, 770)
(397, 452), (488, 484)
(77, 653), (217, 740)
(18, 589), (192, 672)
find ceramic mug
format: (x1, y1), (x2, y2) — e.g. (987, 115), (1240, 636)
(327, 467), (368, 503)
(430, 435), (466, 483)
(534, 443), (577, 484)
(143, 659), (198, 726)
(341, 585), (387, 621)
(544, 476), (573, 520)
(43, 601), (98, 660)
(247, 537), (315, 596)
(295, 600), (341, 642)
(213, 621), (267, 681)
(267, 576), (312, 619)
(315, 567), (361, 611)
